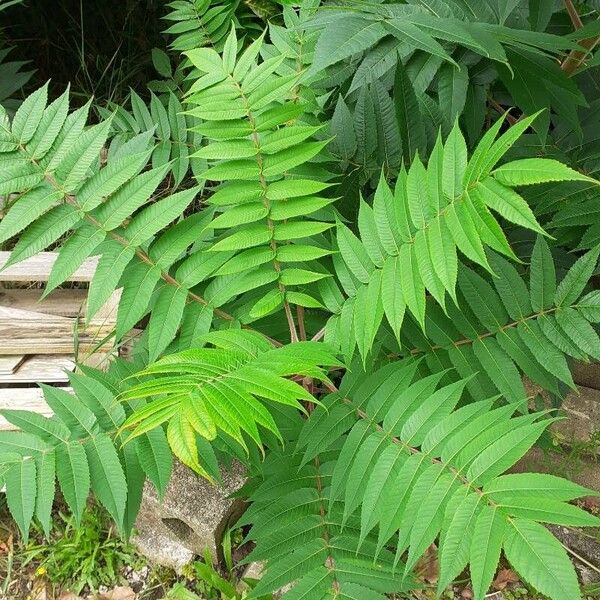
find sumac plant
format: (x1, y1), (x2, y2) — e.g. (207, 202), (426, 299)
(1, 1), (600, 599)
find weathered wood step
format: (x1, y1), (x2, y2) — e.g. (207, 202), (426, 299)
(0, 387), (70, 430)
(0, 288), (87, 318)
(0, 306), (115, 354)
(0, 355), (25, 375)
(0, 252), (97, 282)
(0, 355), (75, 383)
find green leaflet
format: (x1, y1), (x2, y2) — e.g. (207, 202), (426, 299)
(167, 412), (210, 477)
(148, 285), (188, 362)
(579, 290), (600, 322)
(0, 185), (62, 245)
(87, 242), (136, 321)
(135, 429), (172, 499)
(85, 434), (128, 529)
(11, 82), (48, 144)
(504, 520), (580, 600)
(404, 473), (457, 573)
(554, 246), (600, 307)
(437, 491), (481, 593)
(116, 262), (162, 339)
(459, 267), (508, 332)
(530, 235), (556, 312)
(41, 384), (97, 436)
(488, 253), (531, 319)
(331, 95), (358, 160)
(4, 204), (81, 268)
(556, 308), (600, 360)
(359, 446), (408, 546)
(77, 149), (152, 211)
(121, 442), (145, 539)
(437, 65), (468, 128)
(124, 187), (199, 246)
(45, 224), (106, 295)
(337, 220), (374, 284)
(0, 164), (43, 196)
(496, 496), (599, 527)
(386, 18), (455, 65)
(470, 506), (505, 600)
(55, 119), (113, 192)
(93, 164), (170, 230)
(466, 420), (549, 484)
(381, 255), (406, 341)
(56, 441), (90, 525)
(394, 62), (427, 163)
(310, 15), (387, 75)
(474, 177), (545, 235)
(400, 244), (427, 328)
(35, 452), (56, 538)
(484, 473), (598, 501)
(493, 158), (596, 186)
(442, 121), (468, 202)
(5, 459), (37, 542)
(46, 100), (92, 171)
(68, 372), (125, 430)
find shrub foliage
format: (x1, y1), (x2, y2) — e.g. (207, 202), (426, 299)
(1, 2), (600, 599)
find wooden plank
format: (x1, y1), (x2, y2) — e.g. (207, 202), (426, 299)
(80, 351), (113, 371)
(90, 289), (121, 324)
(0, 306), (114, 352)
(0, 288), (119, 325)
(0, 387), (73, 430)
(0, 252), (98, 282)
(0, 313), (116, 356)
(0, 288), (87, 318)
(0, 338), (114, 355)
(0, 305), (74, 322)
(0, 308), (114, 352)
(0, 355), (26, 375)
(0, 355), (75, 383)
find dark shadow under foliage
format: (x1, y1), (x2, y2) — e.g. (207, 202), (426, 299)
(1, 0), (165, 104)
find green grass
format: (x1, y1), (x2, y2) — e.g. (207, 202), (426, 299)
(0, 499), (270, 599)
(0, 497), (176, 598)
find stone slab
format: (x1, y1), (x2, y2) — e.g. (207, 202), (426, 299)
(132, 460), (246, 569)
(573, 362), (600, 391)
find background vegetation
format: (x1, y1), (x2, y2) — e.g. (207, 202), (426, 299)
(1, 1), (600, 599)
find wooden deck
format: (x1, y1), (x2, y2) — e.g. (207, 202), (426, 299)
(0, 251), (119, 429)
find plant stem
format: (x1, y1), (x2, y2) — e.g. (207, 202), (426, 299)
(564, 0), (583, 29)
(297, 305), (306, 341)
(311, 326), (326, 342)
(561, 2), (600, 75)
(488, 98), (518, 125)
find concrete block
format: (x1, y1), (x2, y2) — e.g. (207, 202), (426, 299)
(132, 460), (246, 570)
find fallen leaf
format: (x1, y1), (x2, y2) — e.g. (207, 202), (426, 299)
(96, 587), (136, 600)
(31, 579), (47, 600)
(0, 533), (13, 554)
(492, 568), (520, 590)
(58, 593), (81, 600)
(415, 544), (439, 584)
(580, 497), (600, 513)
(460, 588), (473, 599)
